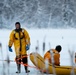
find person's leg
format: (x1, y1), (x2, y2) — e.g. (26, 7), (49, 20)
(15, 57), (21, 73)
(22, 56), (30, 73)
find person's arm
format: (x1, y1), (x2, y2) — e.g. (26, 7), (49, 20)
(8, 30), (14, 47)
(24, 29), (30, 45)
(24, 29), (30, 50)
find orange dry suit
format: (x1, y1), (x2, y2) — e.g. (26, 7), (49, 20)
(44, 49), (60, 66)
(8, 28), (30, 57)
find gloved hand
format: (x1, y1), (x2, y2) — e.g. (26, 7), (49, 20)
(26, 44), (30, 51)
(8, 47), (13, 52)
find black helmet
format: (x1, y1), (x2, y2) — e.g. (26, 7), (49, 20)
(55, 45), (62, 52)
(15, 22), (21, 28)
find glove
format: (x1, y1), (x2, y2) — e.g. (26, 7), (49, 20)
(8, 47), (13, 52)
(26, 44), (30, 51)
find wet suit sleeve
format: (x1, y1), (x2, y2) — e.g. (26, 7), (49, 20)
(24, 29), (30, 45)
(8, 30), (14, 47)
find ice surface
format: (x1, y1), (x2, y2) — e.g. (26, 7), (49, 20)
(0, 29), (76, 75)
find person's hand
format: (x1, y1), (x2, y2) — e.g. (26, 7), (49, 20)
(26, 44), (30, 51)
(8, 47), (13, 52)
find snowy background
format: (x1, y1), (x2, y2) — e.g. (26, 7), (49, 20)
(0, 0), (76, 29)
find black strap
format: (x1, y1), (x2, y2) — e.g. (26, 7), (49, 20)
(19, 31), (21, 51)
(14, 30), (25, 40)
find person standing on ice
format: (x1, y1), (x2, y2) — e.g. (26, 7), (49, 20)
(8, 22), (30, 73)
(44, 45), (62, 66)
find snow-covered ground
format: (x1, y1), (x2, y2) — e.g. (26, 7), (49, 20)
(0, 28), (76, 75)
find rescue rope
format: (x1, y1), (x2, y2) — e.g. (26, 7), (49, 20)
(15, 59), (47, 73)
(0, 54), (37, 69)
(15, 54), (48, 73)
(15, 54), (39, 69)
(0, 54), (48, 73)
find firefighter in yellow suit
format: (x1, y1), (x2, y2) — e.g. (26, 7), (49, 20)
(44, 45), (62, 66)
(8, 22), (30, 73)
